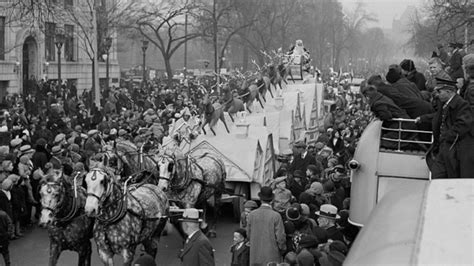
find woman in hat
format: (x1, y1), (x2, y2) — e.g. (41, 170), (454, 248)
(272, 176), (292, 215)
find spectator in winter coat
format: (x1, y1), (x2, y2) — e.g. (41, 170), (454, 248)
(272, 176), (292, 215)
(247, 186), (286, 265)
(361, 82), (417, 150)
(400, 59), (427, 91)
(230, 228), (250, 266)
(386, 65), (423, 99)
(426, 57), (453, 92)
(0, 210), (12, 266)
(287, 170), (308, 200)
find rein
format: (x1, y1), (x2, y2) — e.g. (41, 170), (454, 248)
(87, 168), (128, 226)
(42, 173), (81, 224)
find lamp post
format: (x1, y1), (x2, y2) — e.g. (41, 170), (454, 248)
(55, 31), (66, 86)
(141, 40), (149, 88)
(103, 37), (112, 90)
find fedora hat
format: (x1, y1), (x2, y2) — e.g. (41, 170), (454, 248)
(286, 206), (301, 221)
(316, 204), (340, 219)
(19, 145), (34, 154)
(258, 186), (274, 201)
(179, 208), (203, 223)
(51, 145), (63, 156)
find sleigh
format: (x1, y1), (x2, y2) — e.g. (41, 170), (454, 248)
(286, 54), (308, 81)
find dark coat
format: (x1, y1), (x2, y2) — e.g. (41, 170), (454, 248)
(0, 192), (12, 220)
(421, 94), (474, 177)
(377, 83), (434, 118)
(179, 230), (215, 266)
(368, 92), (415, 149)
(230, 242), (250, 266)
(406, 71), (427, 91)
(32, 148), (50, 171)
(449, 50), (464, 80)
(392, 78), (423, 99)
(368, 92), (410, 121)
(288, 153), (316, 175)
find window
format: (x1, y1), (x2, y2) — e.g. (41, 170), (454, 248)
(64, 24), (74, 61)
(45, 22), (56, 61)
(0, 17), (4, 60)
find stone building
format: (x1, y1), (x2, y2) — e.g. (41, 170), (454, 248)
(0, 0), (120, 100)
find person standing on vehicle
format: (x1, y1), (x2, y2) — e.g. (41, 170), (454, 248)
(417, 78), (474, 178)
(247, 186), (286, 266)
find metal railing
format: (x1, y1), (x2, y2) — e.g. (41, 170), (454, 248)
(380, 118), (434, 152)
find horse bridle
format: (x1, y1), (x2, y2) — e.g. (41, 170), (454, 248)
(86, 168), (113, 205)
(41, 182), (65, 215)
(41, 175), (80, 223)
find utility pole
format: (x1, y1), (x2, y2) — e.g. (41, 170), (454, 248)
(92, 0), (100, 109)
(212, 0), (220, 94)
(184, 13), (188, 80)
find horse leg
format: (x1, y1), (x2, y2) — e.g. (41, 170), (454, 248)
(121, 248), (136, 266)
(220, 113), (230, 133)
(267, 85), (274, 98)
(201, 121), (208, 135)
(49, 241), (61, 266)
(246, 102), (252, 113)
(97, 247), (114, 266)
(257, 96), (264, 109)
(229, 113), (235, 123)
(210, 127), (217, 136)
(143, 238), (158, 259)
(77, 240), (92, 266)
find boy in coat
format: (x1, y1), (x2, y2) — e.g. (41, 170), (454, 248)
(230, 228), (250, 266)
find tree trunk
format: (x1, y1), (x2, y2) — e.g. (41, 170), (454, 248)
(164, 56), (173, 85)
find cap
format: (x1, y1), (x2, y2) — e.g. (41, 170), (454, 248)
(294, 140), (306, 148)
(10, 138), (22, 148)
(463, 54), (474, 67)
(435, 77), (457, 91)
(87, 129), (99, 137)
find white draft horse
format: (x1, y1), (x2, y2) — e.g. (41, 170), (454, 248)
(157, 150), (226, 238)
(84, 159), (169, 266)
(39, 171), (94, 266)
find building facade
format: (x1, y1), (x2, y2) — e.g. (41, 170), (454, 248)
(0, 0), (120, 100)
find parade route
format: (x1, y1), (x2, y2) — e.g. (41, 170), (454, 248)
(9, 206), (237, 266)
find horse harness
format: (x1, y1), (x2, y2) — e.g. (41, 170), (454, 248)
(87, 168), (164, 227)
(172, 152), (225, 192)
(42, 178), (81, 224)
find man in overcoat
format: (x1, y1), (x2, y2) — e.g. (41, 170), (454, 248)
(247, 186), (286, 266)
(178, 208), (215, 266)
(418, 78), (474, 178)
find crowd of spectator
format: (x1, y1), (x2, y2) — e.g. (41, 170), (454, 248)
(0, 40), (472, 265)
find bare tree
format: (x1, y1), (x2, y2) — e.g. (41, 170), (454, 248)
(195, 0), (256, 73)
(127, 0), (201, 82)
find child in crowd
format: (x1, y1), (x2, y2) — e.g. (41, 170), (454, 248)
(230, 228), (249, 266)
(240, 200), (257, 230)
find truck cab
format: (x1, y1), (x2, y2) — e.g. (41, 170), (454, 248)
(346, 119), (474, 265)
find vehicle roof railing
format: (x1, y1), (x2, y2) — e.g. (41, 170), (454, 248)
(380, 118), (434, 152)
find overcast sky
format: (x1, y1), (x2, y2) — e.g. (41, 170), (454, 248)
(339, 0), (424, 29)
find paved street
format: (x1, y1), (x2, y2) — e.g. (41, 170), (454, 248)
(8, 205), (238, 266)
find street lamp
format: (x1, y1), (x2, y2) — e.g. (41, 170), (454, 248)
(141, 39), (149, 87)
(55, 31), (66, 86)
(103, 37), (112, 90)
